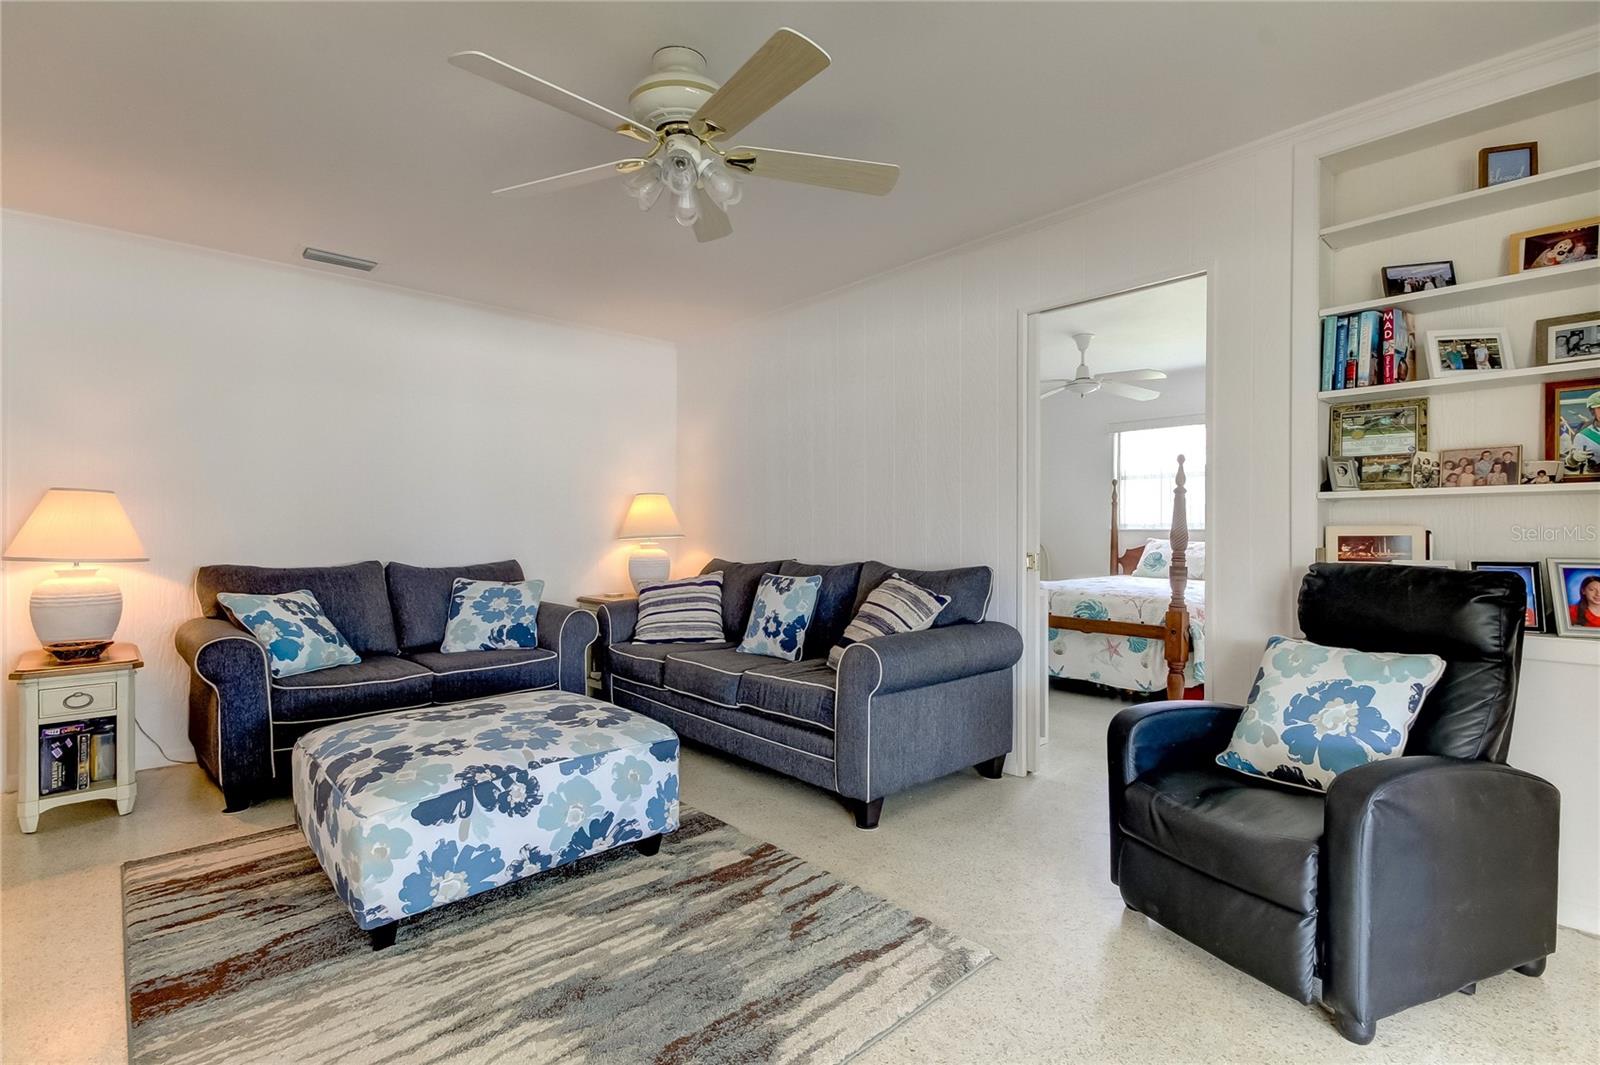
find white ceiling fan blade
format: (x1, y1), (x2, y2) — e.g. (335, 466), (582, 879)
(1097, 368), (1167, 383)
(692, 28), (830, 140)
(1039, 380), (1069, 399)
(693, 199), (734, 243)
(449, 51), (657, 143)
(492, 159), (647, 198)
(724, 146), (899, 195)
(1099, 381), (1161, 401)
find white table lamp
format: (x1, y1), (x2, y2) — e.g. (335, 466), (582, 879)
(619, 492), (683, 592)
(3, 488), (148, 662)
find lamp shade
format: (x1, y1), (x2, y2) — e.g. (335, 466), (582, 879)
(618, 493), (684, 541)
(4, 488), (148, 563)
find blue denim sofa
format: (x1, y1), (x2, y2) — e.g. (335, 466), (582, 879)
(595, 558), (1023, 828)
(175, 559), (596, 811)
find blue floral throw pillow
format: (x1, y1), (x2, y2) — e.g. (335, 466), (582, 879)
(441, 578), (545, 652)
(217, 589), (360, 679)
(1216, 635), (1446, 793)
(737, 573), (823, 661)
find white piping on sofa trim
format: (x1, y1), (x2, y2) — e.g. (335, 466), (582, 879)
(737, 703), (835, 733)
(611, 678), (835, 764)
(745, 665), (837, 692)
(271, 670), (431, 692)
(420, 652), (556, 677)
(663, 653), (748, 677)
(189, 632), (271, 788)
(555, 607), (598, 680)
(836, 642), (884, 798)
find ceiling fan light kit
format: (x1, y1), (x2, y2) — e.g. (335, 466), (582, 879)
(449, 28), (900, 243)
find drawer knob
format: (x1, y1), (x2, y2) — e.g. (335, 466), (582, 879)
(63, 691), (94, 709)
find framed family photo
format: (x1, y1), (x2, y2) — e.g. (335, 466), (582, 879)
(1425, 329), (1514, 377)
(1546, 559), (1600, 639)
(1533, 311), (1600, 365)
(1381, 260), (1455, 297)
(1544, 376), (1600, 482)
(1323, 525), (1429, 564)
(1508, 216), (1599, 273)
(1439, 446), (1521, 488)
(1470, 561), (1548, 632)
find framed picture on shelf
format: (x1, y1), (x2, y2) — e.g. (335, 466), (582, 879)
(1424, 328), (1514, 377)
(1323, 525), (1429, 564)
(1545, 559), (1600, 638)
(1439, 446), (1521, 488)
(1521, 460), (1562, 485)
(1326, 457), (1360, 491)
(1533, 312), (1600, 365)
(1507, 216), (1599, 273)
(1470, 561), (1548, 632)
(1412, 450), (1440, 489)
(1544, 376), (1600, 481)
(1357, 453), (1415, 490)
(1328, 397), (1428, 459)
(1381, 260), (1455, 297)
(1477, 142), (1537, 188)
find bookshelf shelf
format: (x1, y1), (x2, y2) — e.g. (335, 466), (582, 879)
(1319, 161), (1600, 250)
(1317, 360), (1600, 403)
(1319, 482), (1599, 501)
(1318, 259), (1600, 318)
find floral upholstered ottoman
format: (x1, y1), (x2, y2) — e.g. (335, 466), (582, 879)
(291, 689), (680, 949)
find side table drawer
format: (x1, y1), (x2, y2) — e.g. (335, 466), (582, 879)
(39, 681), (118, 721)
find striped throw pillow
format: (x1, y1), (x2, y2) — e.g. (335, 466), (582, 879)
(634, 572), (726, 644)
(828, 575), (951, 668)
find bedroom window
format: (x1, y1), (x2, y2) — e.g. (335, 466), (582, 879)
(1114, 422), (1206, 530)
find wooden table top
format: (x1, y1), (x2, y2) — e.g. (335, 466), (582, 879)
(9, 643), (144, 681)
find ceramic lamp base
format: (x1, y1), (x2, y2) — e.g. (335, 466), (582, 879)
(30, 566), (122, 660)
(628, 545), (671, 592)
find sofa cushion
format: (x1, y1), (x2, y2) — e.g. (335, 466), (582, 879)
(441, 578), (545, 652)
(609, 641), (731, 688)
(269, 657), (433, 722)
(739, 659), (837, 730)
(1121, 765), (1325, 914)
(779, 561), (864, 659)
(828, 574), (951, 668)
(737, 572), (823, 662)
(700, 558), (792, 640)
(664, 647), (777, 707)
(854, 562), (992, 627)
(385, 560), (524, 652)
(407, 647), (558, 703)
(216, 590), (361, 679)
(199, 561), (399, 656)
(635, 573), (725, 644)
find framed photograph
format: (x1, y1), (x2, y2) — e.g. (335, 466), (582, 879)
(1381, 260), (1456, 297)
(1328, 397), (1428, 459)
(1508, 216), (1599, 273)
(1546, 559), (1600, 638)
(1477, 142), (1538, 187)
(1534, 311), (1600, 365)
(1471, 561), (1548, 632)
(1439, 446), (1521, 488)
(1412, 450), (1440, 489)
(1326, 457), (1360, 491)
(1357, 453), (1415, 490)
(1521, 460), (1562, 485)
(1544, 376), (1600, 481)
(1324, 525), (1429, 564)
(1425, 328), (1514, 377)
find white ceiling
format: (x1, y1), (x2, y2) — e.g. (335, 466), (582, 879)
(4, 3), (1594, 341)
(1038, 274), (1207, 380)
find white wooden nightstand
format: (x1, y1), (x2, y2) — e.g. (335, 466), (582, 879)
(10, 642), (142, 833)
(576, 593), (631, 698)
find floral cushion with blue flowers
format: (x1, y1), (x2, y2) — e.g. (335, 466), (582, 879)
(217, 589), (360, 679)
(441, 578), (545, 652)
(1216, 635), (1446, 793)
(737, 572), (823, 661)
(1132, 538), (1205, 579)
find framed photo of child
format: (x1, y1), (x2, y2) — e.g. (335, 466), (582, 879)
(1469, 561), (1548, 632)
(1546, 559), (1600, 639)
(1544, 377), (1600, 482)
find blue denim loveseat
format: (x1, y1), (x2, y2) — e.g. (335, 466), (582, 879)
(595, 558), (1023, 828)
(175, 559), (596, 811)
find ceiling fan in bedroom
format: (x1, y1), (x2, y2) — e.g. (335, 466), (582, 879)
(1040, 333), (1167, 401)
(447, 28), (901, 243)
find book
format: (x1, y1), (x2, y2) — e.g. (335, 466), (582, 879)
(89, 721), (117, 783)
(1320, 315), (1339, 392)
(1381, 307), (1414, 384)
(1338, 315), (1355, 389)
(39, 722), (92, 797)
(1356, 310), (1382, 387)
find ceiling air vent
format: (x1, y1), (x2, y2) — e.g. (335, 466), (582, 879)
(302, 247), (378, 272)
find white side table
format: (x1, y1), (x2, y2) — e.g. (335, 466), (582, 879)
(576, 594), (631, 698)
(11, 642), (142, 833)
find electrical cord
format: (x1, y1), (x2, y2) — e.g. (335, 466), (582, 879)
(136, 718), (197, 765)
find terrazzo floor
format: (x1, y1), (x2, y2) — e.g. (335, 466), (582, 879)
(2, 688), (1596, 1064)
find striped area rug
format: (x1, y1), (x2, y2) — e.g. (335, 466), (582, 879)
(122, 809), (993, 1064)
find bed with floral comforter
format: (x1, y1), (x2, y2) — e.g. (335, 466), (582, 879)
(1044, 576), (1205, 693)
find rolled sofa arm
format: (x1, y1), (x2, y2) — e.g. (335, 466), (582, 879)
(175, 617), (271, 812)
(537, 601), (598, 694)
(836, 621), (1023, 697)
(1323, 756), (1559, 1032)
(593, 598), (639, 700)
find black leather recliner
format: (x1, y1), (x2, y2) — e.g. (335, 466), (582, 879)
(1107, 563), (1560, 1044)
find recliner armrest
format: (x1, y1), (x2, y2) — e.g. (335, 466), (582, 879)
(1323, 756), (1559, 1030)
(537, 601), (598, 694)
(836, 621), (1022, 696)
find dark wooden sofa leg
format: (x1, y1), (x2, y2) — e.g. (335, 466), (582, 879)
(635, 835), (662, 857)
(853, 798), (884, 831)
(1515, 957), (1547, 977)
(369, 922), (398, 951)
(975, 755), (1005, 779)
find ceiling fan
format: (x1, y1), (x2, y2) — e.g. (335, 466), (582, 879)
(1040, 333), (1167, 401)
(448, 29), (901, 243)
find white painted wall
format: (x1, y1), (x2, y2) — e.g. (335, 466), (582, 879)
(1, 212), (677, 784)
(1040, 366), (1207, 579)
